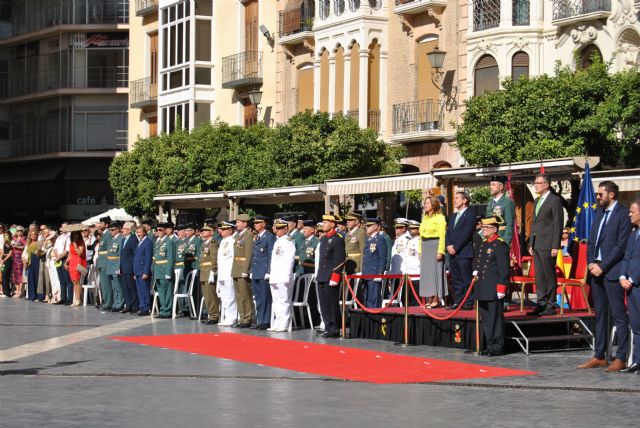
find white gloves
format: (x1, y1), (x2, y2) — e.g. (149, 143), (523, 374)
(165, 275), (171, 280)
(241, 273), (248, 278)
(249, 273), (253, 280)
(373, 278), (382, 282)
(329, 280), (338, 286)
(472, 270), (478, 277)
(208, 271), (215, 284)
(265, 273), (270, 280)
(497, 292), (506, 299)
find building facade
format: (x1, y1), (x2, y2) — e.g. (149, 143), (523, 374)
(0, 0), (129, 223)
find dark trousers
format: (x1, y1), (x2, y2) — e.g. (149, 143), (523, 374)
(121, 273), (138, 312)
(99, 267), (112, 309)
(627, 286), (640, 365)
(533, 249), (557, 307)
(56, 263), (73, 304)
(479, 299), (505, 354)
(591, 274), (628, 361)
(252, 278), (272, 325)
(2, 258), (13, 296)
(318, 282), (341, 334)
(449, 255), (473, 305)
(28, 255), (42, 301)
(364, 279), (382, 308)
(135, 275), (151, 312)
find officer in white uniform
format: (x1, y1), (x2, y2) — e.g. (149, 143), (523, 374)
(217, 220), (238, 326)
(401, 220), (422, 304)
(268, 219), (296, 332)
(390, 218), (411, 274)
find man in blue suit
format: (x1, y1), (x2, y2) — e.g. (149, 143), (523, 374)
(619, 199), (640, 373)
(251, 215), (276, 330)
(445, 191), (477, 310)
(578, 181), (631, 372)
(362, 218), (388, 309)
(133, 225), (153, 316)
(119, 221), (138, 314)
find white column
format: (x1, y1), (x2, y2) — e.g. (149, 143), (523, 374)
(343, 52), (351, 114)
(379, 50), (387, 136)
(328, 54), (336, 114)
(358, 49), (370, 128)
(500, 0), (512, 28)
(313, 57), (321, 112)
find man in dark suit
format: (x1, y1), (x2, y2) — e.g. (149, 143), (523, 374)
(133, 225), (153, 316)
(361, 218), (387, 309)
(251, 215), (276, 330)
(119, 221), (138, 314)
(528, 174), (564, 316)
(446, 191), (476, 310)
(578, 181), (631, 371)
(618, 199), (640, 373)
(316, 214), (346, 338)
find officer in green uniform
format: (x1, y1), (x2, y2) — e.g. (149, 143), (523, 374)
(485, 176), (515, 246)
(153, 223), (176, 318)
(96, 216), (112, 310)
(174, 223), (187, 281)
(106, 221), (125, 312)
(344, 212), (366, 274)
(380, 222), (393, 271)
(297, 219), (319, 274)
(198, 221), (220, 324)
(285, 215), (305, 273)
(142, 219), (156, 245)
(183, 222), (202, 308)
(231, 214), (255, 327)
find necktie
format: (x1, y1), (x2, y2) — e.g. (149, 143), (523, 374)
(454, 212), (461, 227)
(124, 236), (129, 247)
(595, 210), (610, 256)
(535, 197), (543, 216)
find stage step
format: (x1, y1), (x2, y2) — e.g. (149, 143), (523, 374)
(507, 317), (594, 355)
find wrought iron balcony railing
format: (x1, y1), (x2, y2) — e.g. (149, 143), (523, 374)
(221, 51), (263, 89)
(278, 0), (315, 37)
(392, 99), (443, 135)
(344, 109), (380, 132)
(130, 77), (157, 108)
(552, 0), (611, 22)
(473, 0), (500, 31)
(135, 0), (158, 16)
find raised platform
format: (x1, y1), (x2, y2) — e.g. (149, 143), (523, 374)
(349, 305), (595, 354)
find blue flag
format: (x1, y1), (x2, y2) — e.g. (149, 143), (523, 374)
(570, 161), (596, 242)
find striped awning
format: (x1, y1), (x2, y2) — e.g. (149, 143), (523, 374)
(589, 170), (640, 192)
(325, 172), (435, 196)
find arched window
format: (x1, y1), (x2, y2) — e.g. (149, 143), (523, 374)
(334, 0), (345, 16)
(580, 44), (602, 69)
(473, 0), (500, 31)
(512, 0), (529, 25)
(348, 0), (360, 12)
(319, 0), (330, 19)
(474, 54), (499, 95)
(512, 51), (529, 80)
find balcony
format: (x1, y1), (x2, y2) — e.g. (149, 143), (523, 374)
(344, 109), (380, 133)
(393, 0), (447, 16)
(1, 66), (128, 100)
(221, 51), (263, 89)
(316, 0), (384, 25)
(278, 0), (315, 45)
(473, 0), (500, 32)
(552, 0), (611, 27)
(130, 77), (157, 109)
(391, 99), (447, 143)
(135, 0), (158, 16)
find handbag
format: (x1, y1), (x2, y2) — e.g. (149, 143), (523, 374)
(76, 264), (88, 275)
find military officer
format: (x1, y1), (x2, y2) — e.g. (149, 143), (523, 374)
(285, 215), (305, 272)
(183, 223), (202, 308)
(380, 222), (393, 271)
(142, 219), (155, 245)
(106, 221), (125, 312)
(231, 214), (254, 328)
(217, 220), (238, 326)
(174, 223), (187, 276)
(473, 216), (510, 356)
(362, 218), (388, 309)
(298, 219), (319, 274)
(268, 219), (297, 332)
(316, 214), (346, 338)
(390, 218), (411, 274)
(153, 223), (176, 319)
(485, 176), (515, 246)
(344, 212), (366, 274)
(251, 215), (276, 330)
(96, 216), (112, 311)
(198, 221), (220, 325)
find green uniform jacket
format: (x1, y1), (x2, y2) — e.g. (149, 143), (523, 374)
(381, 232), (393, 271)
(296, 235), (319, 274)
(486, 194), (515, 246)
(96, 232), (112, 269)
(231, 229), (254, 279)
(184, 236), (202, 271)
(198, 238), (219, 281)
(289, 229), (305, 273)
(153, 236), (176, 278)
(174, 237), (186, 268)
(106, 234), (124, 275)
(344, 227), (366, 273)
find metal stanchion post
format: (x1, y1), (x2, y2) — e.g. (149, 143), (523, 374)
(475, 301), (481, 354)
(403, 274), (409, 345)
(341, 273), (347, 339)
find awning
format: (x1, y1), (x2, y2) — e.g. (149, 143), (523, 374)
(154, 192), (228, 209)
(227, 185), (325, 205)
(325, 172), (435, 196)
(588, 168), (640, 192)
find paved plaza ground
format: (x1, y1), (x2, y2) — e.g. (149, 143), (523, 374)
(1, 298), (637, 428)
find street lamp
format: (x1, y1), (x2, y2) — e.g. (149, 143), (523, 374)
(247, 88), (263, 106)
(426, 47), (458, 111)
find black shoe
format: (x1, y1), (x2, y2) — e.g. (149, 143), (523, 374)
(447, 303), (460, 310)
(157, 314), (170, 319)
(137, 311), (150, 316)
(322, 331), (340, 338)
(527, 305), (545, 316)
(541, 306), (557, 316)
(258, 324), (269, 330)
(100, 306), (112, 311)
(203, 319), (218, 325)
(111, 308), (122, 312)
(621, 363), (640, 373)
(231, 323), (241, 328)
(238, 323), (251, 328)
(120, 309), (130, 314)
(250, 324), (260, 329)
(315, 329), (325, 336)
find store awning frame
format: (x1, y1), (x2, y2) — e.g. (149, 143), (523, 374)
(325, 172), (435, 196)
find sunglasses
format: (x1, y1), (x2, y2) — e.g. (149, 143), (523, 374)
(595, 192), (606, 197)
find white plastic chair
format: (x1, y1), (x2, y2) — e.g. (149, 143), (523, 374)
(172, 269), (197, 319)
(339, 277), (360, 309)
(382, 274), (403, 307)
(609, 325), (634, 366)
(82, 265), (99, 306)
(292, 274), (315, 329)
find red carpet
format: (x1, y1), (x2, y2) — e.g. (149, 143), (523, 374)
(111, 333), (536, 384)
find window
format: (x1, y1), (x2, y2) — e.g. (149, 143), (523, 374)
(474, 54), (499, 95)
(334, 0), (345, 16)
(512, 51), (529, 80)
(195, 19), (211, 61)
(162, 102), (189, 133)
(580, 44), (602, 70)
(512, 0), (529, 25)
(195, 67), (211, 85)
(319, 0), (330, 19)
(473, 0), (500, 31)
(348, 0), (360, 12)
(160, 1), (191, 91)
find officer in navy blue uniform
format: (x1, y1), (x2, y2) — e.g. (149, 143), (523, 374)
(362, 218), (388, 309)
(251, 215), (276, 330)
(474, 216), (510, 356)
(316, 214), (346, 338)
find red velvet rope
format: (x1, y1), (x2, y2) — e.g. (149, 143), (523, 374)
(343, 276), (405, 315)
(406, 276), (477, 321)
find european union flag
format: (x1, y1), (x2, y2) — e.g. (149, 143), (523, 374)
(570, 161), (596, 242)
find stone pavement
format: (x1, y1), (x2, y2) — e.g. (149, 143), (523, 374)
(1, 298), (637, 428)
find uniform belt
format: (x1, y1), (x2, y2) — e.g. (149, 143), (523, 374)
(347, 253), (362, 257)
(98, 251), (108, 255)
(301, 261), (315, 267)
(234, 257), (247, 261)
(201, 262), (212, 266)
(499, 226), (506, 231)
(185, 256), (196, 261)
(175, 262), (184, 266)
(107, 256), (120, 260)
(155, 260), (168, 265)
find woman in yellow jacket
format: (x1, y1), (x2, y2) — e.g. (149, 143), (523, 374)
(419, 196), (447, 308)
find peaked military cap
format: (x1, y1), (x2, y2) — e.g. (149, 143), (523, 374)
(365, 217), (382, 226)
(481, 215), (505, 228)
(489, 175), (507, 184)
(201, 223), (214, 231)
(99, 216), (112, 224)
(302, 219), (316, 228)
(322, 214), (339, 223)
(344, 212), (362, 221)
(254, 215), (270, 223)
(408, 220), (420, 228)
(236, 213), (251, 222)
(394, 218), (409, 227)
(176, 224), (186, 231)
(218, 220), (236, 229)
(274, 218), (288, 229)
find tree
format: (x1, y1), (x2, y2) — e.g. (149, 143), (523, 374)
(455, 58), (639, 167)
(110, 112), (405, 217)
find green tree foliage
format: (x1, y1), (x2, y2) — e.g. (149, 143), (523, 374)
(110, 112), (405, 216)
(456, 58), (640, 167)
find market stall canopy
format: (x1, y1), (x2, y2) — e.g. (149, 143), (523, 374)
(587, 168), (640, 192)
(154, 191), (228, 210)
(325, 172), (435, 196)
(82, 208), (134, 226)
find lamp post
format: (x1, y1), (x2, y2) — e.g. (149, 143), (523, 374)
(247, 87), (263, 121)
(426, 47), (458, 112)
